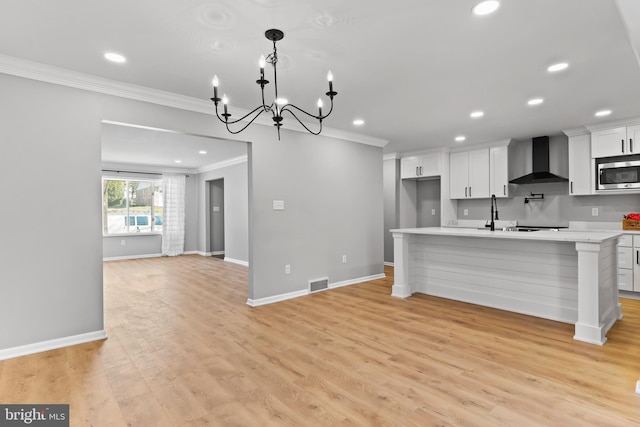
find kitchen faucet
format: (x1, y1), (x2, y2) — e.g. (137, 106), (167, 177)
(490, 194), (499, 231)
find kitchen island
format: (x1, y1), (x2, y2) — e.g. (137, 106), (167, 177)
(391, 227), (622, 345)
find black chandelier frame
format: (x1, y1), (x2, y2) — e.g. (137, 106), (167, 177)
(210, 29), (338, 140)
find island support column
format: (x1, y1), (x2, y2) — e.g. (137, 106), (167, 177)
(392, 232), (412, 298)
(573, 240), (622, 345)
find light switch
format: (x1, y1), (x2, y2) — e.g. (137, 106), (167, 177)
(431, 209), (436, 215)
(273, 200), (285, 210)
(213, 206), (220, 212)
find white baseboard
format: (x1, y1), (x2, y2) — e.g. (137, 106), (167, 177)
(384, 262), (394, 267)
(103, 253), (162, 261)
(211, 251), (225, 256)
(224, 257), (249, 267)
(246, 289), (308, 307)
(183, 250), (200, 255)
(329, 273), (386, 289)
(246, 272), (386, 307)
(0, 330), (108, 361)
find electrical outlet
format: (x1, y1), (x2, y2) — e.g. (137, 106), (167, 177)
(121, 239), (126, 246)
(592, 207), (599, 216)
(285, 264), (291, 274)
(273, 200), (285, 210)
(431, 209), (436, 215)
(342, 255), (347, 264)
(464, 209), (469, 216)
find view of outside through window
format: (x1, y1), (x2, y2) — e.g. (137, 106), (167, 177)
(102, 178), (163, 234)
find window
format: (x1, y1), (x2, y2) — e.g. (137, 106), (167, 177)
(102, 178), (163, 235)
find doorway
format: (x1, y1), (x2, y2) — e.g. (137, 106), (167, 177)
(209, 178), (225, 257)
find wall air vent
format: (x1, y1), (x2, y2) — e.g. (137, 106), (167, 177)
(309, 277), (329, 293)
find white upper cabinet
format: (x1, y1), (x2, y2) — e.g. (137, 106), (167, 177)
(450, 148), (489, 199)
(591, 125), (640, 158)
(400, 154), (440, 179)
(489, 146), (509, 198)
(568, 134), (593, 195)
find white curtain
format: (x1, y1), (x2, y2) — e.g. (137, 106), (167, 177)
(162, 174), (186, 256)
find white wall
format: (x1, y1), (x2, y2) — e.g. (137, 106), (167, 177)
(0, 71), (385, 353)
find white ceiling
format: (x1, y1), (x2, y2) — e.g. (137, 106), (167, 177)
(2, 0), (640, 163)
(101, 122), (247, 170)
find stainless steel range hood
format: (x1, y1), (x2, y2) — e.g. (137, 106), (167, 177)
(509, 136), (568, 184)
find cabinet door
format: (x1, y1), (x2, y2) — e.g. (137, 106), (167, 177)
(400, 157), (421, 179)
(619, 246), (633, 269)
(591, 127), (627, 158)
(568, 134), (592, 195)
(490, 146), (509, 198)
(634, 247), (640, 292)
(468, 148), (490, 199)
(619, 269), (634, 291)
(449, 151), (469, 199)
(420, 154), (440, 177)
(628, 125), (640, 155)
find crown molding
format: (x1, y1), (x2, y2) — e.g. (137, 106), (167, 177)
(197, 155), (248, 174)
(562, 127), (589, 137)
(584, 116), (640, 132)
(383, 153), (400, 161)
(0, 53), (388, 148)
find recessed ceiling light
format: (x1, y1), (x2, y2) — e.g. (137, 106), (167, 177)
(353, 119), (365, 126)
(199, 150), (207, 154)
(470, 111), (484, 118)
(104, 52), (126, 63)
(527, 98), (544, 106)
(455, 136), (466, 142)
(174, 160), (182, 164)
(595, 109), (612, 117)
(547, 62), (568, 72)
(472, 1), (500, 16)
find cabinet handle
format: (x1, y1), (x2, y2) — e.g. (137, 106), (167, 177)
(622, 139), (625, 153)
(416, 166), (419, 176)
(465, 187), (467, 197)
(631, 138), (634, 153)
(570, 182), (573, 194)
(503, 184), (506, 196)
(469, 187), (472, 197)
(637, 250), (638, 265)
(419, 166), (423, 176)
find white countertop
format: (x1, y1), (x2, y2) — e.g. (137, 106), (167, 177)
(390, 227), (622, 243)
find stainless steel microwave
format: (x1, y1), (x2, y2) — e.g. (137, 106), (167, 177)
(596, 158), (640, 190)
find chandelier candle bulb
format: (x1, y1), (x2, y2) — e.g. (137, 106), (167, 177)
(327, 70), (334, 93)
(212, 75), (219, 100)
(317, 98), (323, 117)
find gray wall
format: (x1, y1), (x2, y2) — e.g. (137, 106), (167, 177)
(198, 159), (249, 262)
(383, 158), (400, 263)
(417, 179), (441, 227)
(249, 130), (384, 300)
(0, 74), (104, 350)
(102, 172), (199, 258)
(1, 69), (384, 352)
(209, 179), (225, 253)
(458, 184), (640, 225)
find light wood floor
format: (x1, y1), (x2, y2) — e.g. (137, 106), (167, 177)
(1, 255), (640, 426)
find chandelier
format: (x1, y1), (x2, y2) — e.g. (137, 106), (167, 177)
(210, 29), (337, 140)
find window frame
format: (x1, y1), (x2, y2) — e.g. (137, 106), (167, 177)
(102, 177), (163, 237)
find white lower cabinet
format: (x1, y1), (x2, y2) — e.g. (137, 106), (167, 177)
(618, 234), (640, 292)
